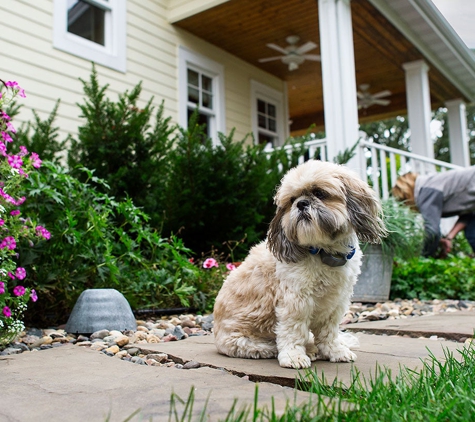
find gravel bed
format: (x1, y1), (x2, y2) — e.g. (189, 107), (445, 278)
(1, 299), (474, 366)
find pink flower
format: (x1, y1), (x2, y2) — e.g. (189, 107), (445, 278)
(6, 122), (16, 134)
(203, 258), (219, 269)
(7, 272), (15, 280)
(30, 152), (42, 169)
(0, 282), (4, 294)
(13, 285), (25, 296)
(7, 155), (23, 169)
(15, 267), (26, 280)
(188, 258), (195, 264)
(1, 132), (12, 143)
(1, 111), (10, 121)
(0, 141), (7, 156)
(1, 236), (16, 250)
(19, 146), (28, 156)
(0, 219), (4, 226)
(2, 306), (11, 318)
(35, 226), (51, 240)
(10, 210), (20, 216)
(30, 289), (38, 302)
(226, 263), (237, 271)
(5, 81), (26, 98)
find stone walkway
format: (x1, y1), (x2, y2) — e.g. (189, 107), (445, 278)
(1, 304), (474, 421)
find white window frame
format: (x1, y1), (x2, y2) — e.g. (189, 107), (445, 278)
(178, 46), (225, 146)
(251, 80), (287, 147)
(53, 0), (127, 73)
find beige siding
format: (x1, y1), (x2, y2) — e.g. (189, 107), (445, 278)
(0, 0), (285, 148)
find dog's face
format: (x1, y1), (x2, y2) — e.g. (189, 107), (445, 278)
(268, 160), (386, 263)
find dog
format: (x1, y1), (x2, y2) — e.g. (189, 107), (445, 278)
(213, 160), (386, 369)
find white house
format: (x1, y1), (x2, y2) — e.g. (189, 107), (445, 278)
(1, 0), (475, 189)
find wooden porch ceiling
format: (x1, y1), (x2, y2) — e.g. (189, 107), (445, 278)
(173, 0), (466, 136)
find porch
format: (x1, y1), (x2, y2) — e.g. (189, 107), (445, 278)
(268, 137), (463, 200)
(169, 0), (475, 180)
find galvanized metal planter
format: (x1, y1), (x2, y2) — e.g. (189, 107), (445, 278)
(352, 244), (394, 303)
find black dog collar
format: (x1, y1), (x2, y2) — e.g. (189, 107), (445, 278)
(309, 246), (356, 267)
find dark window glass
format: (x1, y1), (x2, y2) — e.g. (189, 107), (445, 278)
(67, 0), (105, 46)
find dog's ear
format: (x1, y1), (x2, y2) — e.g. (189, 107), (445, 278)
(338, 174), (387, 243)
(267, 206), (307, 263)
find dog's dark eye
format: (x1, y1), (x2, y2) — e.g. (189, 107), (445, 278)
(290, 196), (296, 205)
(312, 188), (327, 200)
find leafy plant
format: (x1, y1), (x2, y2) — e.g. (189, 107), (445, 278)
(67, 64), (174, 225)
(18, 162), (205, 325)
(0, 79), (47, 345)
(378, 197), (424, 260)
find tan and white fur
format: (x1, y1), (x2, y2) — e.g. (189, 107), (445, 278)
(213, 160), (386, 369)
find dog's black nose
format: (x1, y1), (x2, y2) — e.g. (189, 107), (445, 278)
(297, 200), (310, 211)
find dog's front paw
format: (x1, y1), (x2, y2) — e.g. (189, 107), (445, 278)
(319, 343), (356, 362)
(278, 348), (312, 369)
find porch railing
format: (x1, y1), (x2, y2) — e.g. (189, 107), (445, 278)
(268, 138), (463, 200)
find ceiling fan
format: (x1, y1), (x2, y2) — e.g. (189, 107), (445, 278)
(258, 35), (321, 71)
(357, 84), (392, 109)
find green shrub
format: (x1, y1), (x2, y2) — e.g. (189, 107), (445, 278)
(67, 65), (174, 225)
(63, 66), (309, 258)
(391, 236), (475, 300)
(18, 162), (213, 325)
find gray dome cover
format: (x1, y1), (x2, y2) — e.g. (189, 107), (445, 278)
(65, 289), (137, 334)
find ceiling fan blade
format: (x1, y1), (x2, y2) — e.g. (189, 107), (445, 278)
(372, 90), (392, 99)
(266, 43), (288, 55)
(373, 99), (391, 106)
(296, 41), (317, 54)
(357, 91), (365, 99)
(258, 56), (283, 63)
(302, 54), (321, 61)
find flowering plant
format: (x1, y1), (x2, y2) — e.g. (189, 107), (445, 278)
(0, 80), (48, 346)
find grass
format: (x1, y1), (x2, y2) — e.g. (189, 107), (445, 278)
(118, 342), (475, 421)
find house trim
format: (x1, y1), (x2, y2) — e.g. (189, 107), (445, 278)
(53, 0), (127, 73)
(178, 46), (225, 145)
(368, 0), (475, 102)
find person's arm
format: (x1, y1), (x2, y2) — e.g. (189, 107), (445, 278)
(440, 218), (467, 255)
(417, 187), (444, 257)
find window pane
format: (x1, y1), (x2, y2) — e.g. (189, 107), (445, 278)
(187, 69), (199, 87)
(268, 117), (276, 132)
(257, 99), (266, 114)
(258, 133), (274, 147)
(188, 108), (210, 141)
(188, 87), (199, 104)
(67, 0), (105, 46)
(258, 113), (266, 129)
(267, 103), (276, 118)
(201, 75), (213, 93)
(202, 92), (213, 109)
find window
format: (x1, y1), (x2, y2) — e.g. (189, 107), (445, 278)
(179, 47), (225, 145)
(53, 0), (126, 73)
(251, 81), (287, 148)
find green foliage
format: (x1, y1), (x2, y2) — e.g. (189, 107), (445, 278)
(62, 67), (309, 258)
(298, 345), (475, 422)
(18, 162), (211, 325)
(161, 112), (307, 257)
(379, 197), (424, 260)
(67, 64), (174, 221)
(13, 100), (66, 162)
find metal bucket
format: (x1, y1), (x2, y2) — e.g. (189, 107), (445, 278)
(352, 244), (394, 303)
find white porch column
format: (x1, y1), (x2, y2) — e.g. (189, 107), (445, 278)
(402, 60), (434, 160)
(445, 99), (470, 167)
(318, 0), (362, 175)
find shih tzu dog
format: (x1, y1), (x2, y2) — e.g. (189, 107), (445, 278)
(213, 160), (386, 369)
